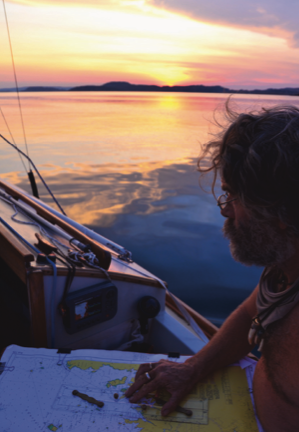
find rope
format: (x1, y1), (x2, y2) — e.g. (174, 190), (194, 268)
(55, 251), (76, 299)
(68, 250), (112, 280)
(0, 193), (68, 251)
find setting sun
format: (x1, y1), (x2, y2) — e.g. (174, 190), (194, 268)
(1, 0), (299, 89)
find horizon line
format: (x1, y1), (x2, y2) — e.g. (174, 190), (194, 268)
(0, 81), (299, 95)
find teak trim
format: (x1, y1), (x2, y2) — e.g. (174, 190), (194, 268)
(0, 181), (162, 286)
(166, 292), (218, 340)
(27, 269), (48, 347)
(36, 265), (163, 288)
(0, 223), (34, 283)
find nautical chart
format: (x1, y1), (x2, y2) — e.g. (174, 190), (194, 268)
(0, 345), (259, 432)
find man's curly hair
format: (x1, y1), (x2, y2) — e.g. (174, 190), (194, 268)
(198, 102), (299, 235)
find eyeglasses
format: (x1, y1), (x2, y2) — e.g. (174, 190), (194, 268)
(217, 193), (237, 210)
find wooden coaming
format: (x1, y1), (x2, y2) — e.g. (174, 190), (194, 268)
(27, 270), (48, 347)
(0, 223), (34, 283)
(0, 180), (164, 288)
(166, 292), (218, 340)
(38, 265), (163, 287)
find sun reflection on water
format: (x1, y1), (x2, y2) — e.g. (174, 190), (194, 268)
(1, 157), (203, 227)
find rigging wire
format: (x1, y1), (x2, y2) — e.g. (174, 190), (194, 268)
(2, 0), (30, 171)
(0, 107), (27, 172)
(0, 133), (67, 215)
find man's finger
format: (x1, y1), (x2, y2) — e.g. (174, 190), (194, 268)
(125, 370), (154, 397)
(128, 379), (160, 403)
(124, 378), (145, 398)
(134, 363), (153, 382)
(160, 393), (185, 417)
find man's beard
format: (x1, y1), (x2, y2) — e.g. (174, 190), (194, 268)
(223, 217), (295, 267)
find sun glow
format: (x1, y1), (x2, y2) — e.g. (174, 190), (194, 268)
(1, 0), (299, 88)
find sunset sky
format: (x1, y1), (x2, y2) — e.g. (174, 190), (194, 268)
(1, 0), (299, 90)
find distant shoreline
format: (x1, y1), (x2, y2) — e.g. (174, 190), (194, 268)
(0, 81), (299, 96)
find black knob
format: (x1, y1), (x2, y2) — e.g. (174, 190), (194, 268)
(138, 296), (160, 319)
(137, 296), (160, 334)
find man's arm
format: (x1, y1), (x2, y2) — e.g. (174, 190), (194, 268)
(125, 285), (259, 416)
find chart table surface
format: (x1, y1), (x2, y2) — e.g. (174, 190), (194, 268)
(0, 345), (258, 432)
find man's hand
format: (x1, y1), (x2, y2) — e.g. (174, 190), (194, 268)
(125, 359), (198, 417)
(125, 288), (258, 417)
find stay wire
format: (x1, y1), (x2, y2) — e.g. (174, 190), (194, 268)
(0, 107), (27, 172)
(0, 133), (67, 215)
(2, 0), (30, 171)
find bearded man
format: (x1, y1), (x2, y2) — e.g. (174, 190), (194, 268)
(126, 105), (299, 432)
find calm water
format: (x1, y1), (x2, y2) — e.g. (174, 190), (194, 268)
(1, 92), (298, 323)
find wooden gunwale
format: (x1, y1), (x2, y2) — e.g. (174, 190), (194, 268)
(166, 292), (218, 340)
(0, 180), (164, 288)
(0, 222), (163, 287)
(37, 265), (164, 287)
(27, 269), (48, 347)
(0, 223), (34, 283)
(166, 294), (258, 360)
(0, 225), (163, 287)
(0, 180), (111, 270)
